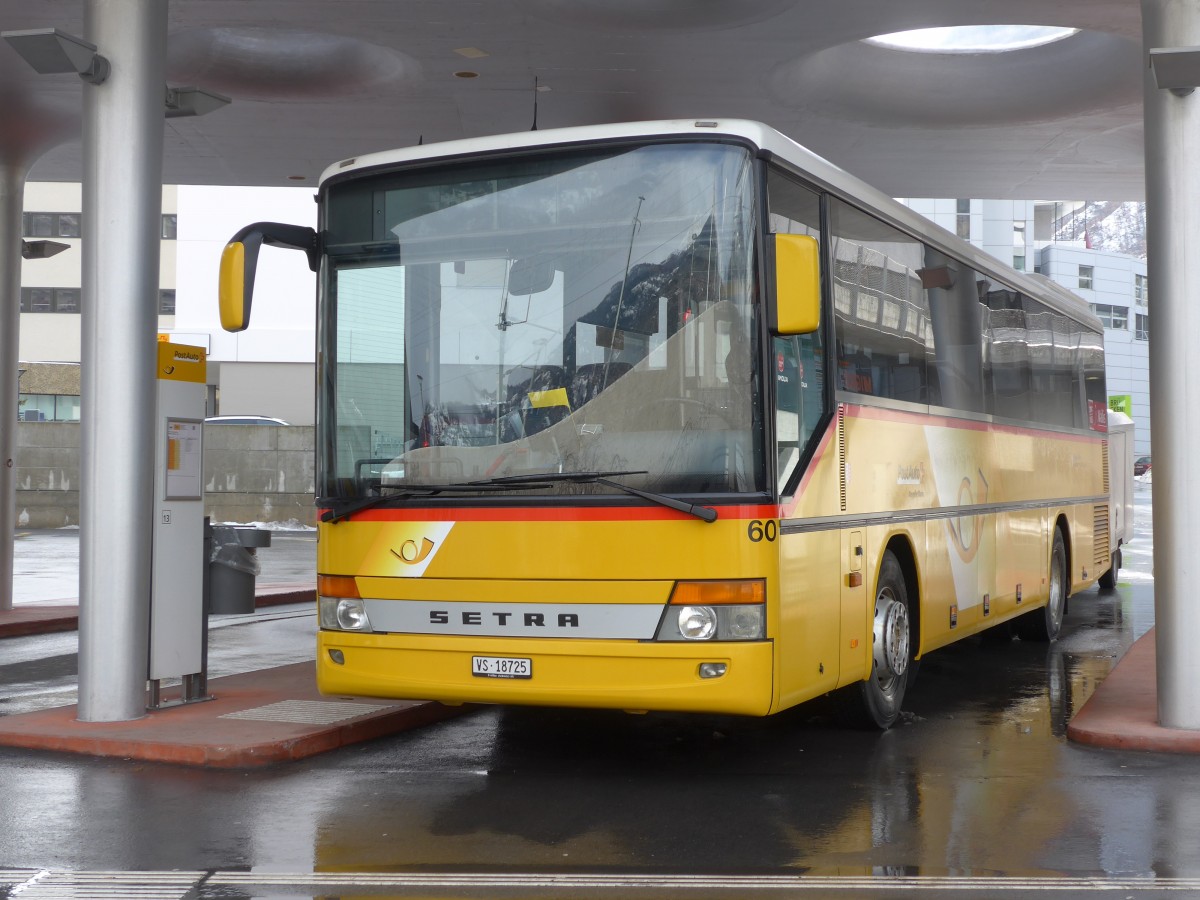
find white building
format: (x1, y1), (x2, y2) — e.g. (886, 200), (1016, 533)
(17, 183), (177, 422)
(17, 183), (317, 425)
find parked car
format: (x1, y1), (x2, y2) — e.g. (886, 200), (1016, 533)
(1134, 455), (1152, 476)
(204, 415), (290, 426)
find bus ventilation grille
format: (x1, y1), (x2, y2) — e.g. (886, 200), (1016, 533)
(1101, 440), (1110, 494)
(838, 405), (847, 512)
(1093, 504), (1111, 571)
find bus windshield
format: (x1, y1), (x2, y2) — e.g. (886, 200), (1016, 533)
(319, 142), (763, 500)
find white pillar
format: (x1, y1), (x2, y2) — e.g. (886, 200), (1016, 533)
(1142, 0), (1200, 729)
(76, 0), (167, 722)
(0, 161), (26, 613)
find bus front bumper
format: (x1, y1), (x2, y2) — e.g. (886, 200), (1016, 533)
(316, 631), (776, 716)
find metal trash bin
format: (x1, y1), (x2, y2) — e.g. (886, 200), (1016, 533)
(208, 525), (272, 614)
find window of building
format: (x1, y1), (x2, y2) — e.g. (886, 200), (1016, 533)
(159, 289), (176, 315)
(23, 212), (80, 238)
(161, 214), (177, 240)
(1079, 264), (1094, 290)
(1092, 303), (1128, 330)
(1135, 273), (1148, 306)
(20, 287), (81, 313)
(1136, 313), (1149, 341)
(956, 199), (971, 239)
(1013, 254), (1025, 271)
(18, 394), (80, 422)
(54, 289), (80, 312)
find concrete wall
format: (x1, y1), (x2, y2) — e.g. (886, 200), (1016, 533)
(215, 361), (316, 426)
(14, 422), (80, 528)
(202, 423), (316, 526)
(15, 422), (316, 528)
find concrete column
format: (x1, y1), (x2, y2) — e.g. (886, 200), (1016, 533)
(77, 0), (167, 722)
(0, 161), (26, 613)
(1142, 0), (1200, 729)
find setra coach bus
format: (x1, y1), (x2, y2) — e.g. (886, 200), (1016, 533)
(219, 119), (1112, 728)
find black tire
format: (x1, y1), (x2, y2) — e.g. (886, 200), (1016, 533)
(1098, 547), (1121, 590)
(1017, 528), (1067, 642)
(840, 551), (913, 729)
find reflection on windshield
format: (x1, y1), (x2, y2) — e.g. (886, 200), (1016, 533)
(321, 142), (763, 499)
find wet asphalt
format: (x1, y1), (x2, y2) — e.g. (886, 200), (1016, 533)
(4, 487), (1196, 900)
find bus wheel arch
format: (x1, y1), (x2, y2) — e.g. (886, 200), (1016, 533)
(885, 536), (921, 670)
(842, 538), (919, 729)
(1016, 518), (1069, 642)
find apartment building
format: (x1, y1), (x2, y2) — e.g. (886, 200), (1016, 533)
(18, 183), (178, 422)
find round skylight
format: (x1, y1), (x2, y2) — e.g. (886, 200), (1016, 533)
(867, 25), (1078, 53)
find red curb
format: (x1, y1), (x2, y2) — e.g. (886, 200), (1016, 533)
(0, 605), (79, 637)
(1067, 627), (1200, 754)
(0, 661), (471, 767)
(253, 585), (316, 609)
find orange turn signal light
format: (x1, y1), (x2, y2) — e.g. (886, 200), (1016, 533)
(669, 579), (765, 606)
(317, 575), (360, 598)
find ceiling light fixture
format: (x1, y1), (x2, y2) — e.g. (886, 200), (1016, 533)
(1, 27), (109, 83)
(164, 86), (232, 118)
(1149, 46), (1200, 96)
(22, 240), (71, 260)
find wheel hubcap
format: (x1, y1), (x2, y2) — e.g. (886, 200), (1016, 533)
(1049, 546), (1065, 629)
(873, 589), (910, 684)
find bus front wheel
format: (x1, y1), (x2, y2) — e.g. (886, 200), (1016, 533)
(1017, 528), (1067, 642)
(842, 550), (912, 729)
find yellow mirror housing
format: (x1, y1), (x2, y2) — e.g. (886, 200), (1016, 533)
(770, 233), (821, 335)
(215, 222), (317, 334)
(218, 241), (249, 332)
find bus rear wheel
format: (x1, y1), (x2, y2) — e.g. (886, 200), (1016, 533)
(1017, 528), (1067, 642)
(842, 550), (913, 729)
(1098, 547), (1121, 590)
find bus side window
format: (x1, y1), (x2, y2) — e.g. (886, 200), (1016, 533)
(829, 199), (933, 406)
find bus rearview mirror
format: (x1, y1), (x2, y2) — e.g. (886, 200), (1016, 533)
(770, 233), (820, 335)
(217, 222), (320, 333)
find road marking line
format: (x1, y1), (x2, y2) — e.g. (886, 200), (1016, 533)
(14, 870), (1200, 894)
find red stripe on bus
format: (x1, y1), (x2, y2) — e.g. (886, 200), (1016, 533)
(326, 504), (783, 523)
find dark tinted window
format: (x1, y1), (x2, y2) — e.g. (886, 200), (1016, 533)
(826, 200), (1103, 430)
(829, 199), (937, 405)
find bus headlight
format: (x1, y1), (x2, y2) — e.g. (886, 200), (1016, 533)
(678, 606), (718, 640)
(655, 580), (766, 642)
(319, 596), (373, 632)
(726, 606), (764, 640)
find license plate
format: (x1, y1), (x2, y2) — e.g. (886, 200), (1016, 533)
(471, 656), (532, 679)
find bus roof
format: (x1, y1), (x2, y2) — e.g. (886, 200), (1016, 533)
(321, 118), (1102, 333)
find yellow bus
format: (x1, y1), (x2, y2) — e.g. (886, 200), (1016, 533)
(219, 120), (1111, 728)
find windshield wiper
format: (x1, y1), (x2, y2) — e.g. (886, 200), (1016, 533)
(319, 481), (553, 524)
(321, 471), (718, 525)
(476, 471), (718, 523)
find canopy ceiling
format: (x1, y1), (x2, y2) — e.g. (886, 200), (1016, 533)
(0, 0), (1147, 199)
